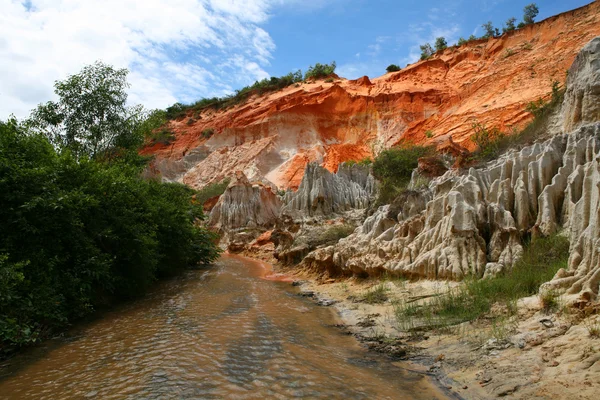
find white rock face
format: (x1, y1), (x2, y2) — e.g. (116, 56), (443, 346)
(209, 171), (281, 231)
(310, 37), (600, 302)
(562, 37), (600, 133)
(281, 162), (376, 219)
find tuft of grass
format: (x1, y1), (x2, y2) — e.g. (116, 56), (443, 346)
(361, 283), (390, 304)
(395, 234), (570, 332)
(584, 319), (600, 338)
(503, 48), (515, 58)
(540, 289), (561, 314)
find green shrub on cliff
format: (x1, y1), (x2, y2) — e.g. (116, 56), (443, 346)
(304, 62), (337, 80)
(195, 179), (230, 206)
(372, 145), (433, 205)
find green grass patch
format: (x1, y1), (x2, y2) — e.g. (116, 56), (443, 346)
(361, 283), (390, 304)
(395, 234), (570, 331)
(195, 179), (230, 205)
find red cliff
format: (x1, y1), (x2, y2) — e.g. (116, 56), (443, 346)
(142, 2), (600, 190)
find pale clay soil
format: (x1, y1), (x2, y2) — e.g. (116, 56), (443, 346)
(272, 262), (600, 400)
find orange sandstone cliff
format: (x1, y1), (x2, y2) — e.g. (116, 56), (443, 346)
(142, 1), (600, 190)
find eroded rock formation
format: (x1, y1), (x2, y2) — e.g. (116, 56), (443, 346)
(281, 162), (376, 219)
(300, 37), (600, 303)
(208, 171), (281, 249)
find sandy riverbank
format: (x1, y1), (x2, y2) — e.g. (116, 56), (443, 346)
(278, 265), (600, 399)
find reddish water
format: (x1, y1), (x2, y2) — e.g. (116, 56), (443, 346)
(0, 255), (448, 399)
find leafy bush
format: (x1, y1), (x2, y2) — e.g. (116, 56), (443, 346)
(304, 62), (337, 80)
(395, 234), (569, 331)
(345, 157), (373, 167)
(201, 128), (215, 139)
(149, 128), (176, 145)
(470, 122), (505, 161)
(372, 145), (433, 205)
(320, 224), (355, 246)
(386, 64), (401, 73)
(457, 37), (467, 46)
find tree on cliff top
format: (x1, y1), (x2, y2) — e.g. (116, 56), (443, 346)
(419, 43), (434, 60)
(523, 3), (539, 25)
(28, 61), (145, 160)
(434, 37), (448, 52)
(482, 21), (496, 39)
(503, 17), (517, 33)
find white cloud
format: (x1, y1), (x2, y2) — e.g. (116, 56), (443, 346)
(0, 0), (281, 117)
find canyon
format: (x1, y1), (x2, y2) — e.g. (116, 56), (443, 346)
(138, 4), (600, 398)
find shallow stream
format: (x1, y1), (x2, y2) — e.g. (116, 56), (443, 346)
(0, 255), (447, 399)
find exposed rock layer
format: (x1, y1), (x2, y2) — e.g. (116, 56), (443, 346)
(142, 3), (600, 190)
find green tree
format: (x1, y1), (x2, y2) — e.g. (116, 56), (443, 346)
(503, 17), (517, 33)
(523, 3), (539, 25)
(28, 61), (144, 160)
(420, 43), (434, 60)
(482, 21), (495, 39)
(457, 37), (467, 46)
(434, 37), (448, 52)
(386, 64), (401, 73)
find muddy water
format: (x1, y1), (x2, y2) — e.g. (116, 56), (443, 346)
(0, 255), (447, 399)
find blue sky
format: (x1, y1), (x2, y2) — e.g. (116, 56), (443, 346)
(266, 0), (591, 79)
(0, 0), (592, 117)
